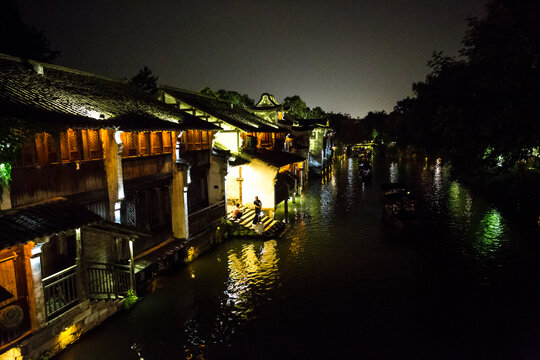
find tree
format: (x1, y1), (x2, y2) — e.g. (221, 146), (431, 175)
(380, 0), (540, 173)
(0, 0), (60, 62)
(198, 87), (254, 107)
(282, 95), (310, 118)
(130, 66), (159, 94)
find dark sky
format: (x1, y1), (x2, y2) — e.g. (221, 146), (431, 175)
(18, 0), (486, 118)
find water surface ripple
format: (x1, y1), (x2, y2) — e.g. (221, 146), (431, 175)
(55, 153), (540, 360)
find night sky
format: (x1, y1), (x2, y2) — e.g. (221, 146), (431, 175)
(18, 0), (486, 118)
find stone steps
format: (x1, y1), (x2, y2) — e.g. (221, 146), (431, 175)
(228, 206), (287, 237)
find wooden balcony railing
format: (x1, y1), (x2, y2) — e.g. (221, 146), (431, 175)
(188, 200), (226, 236)
(42, 265), (79, 321)
(86, 262), (132, 299)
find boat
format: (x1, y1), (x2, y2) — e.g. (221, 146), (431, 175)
(358, 162), (372, 181)
(381, 183), (420, 229)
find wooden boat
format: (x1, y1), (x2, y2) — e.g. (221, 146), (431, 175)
(381, 183), (420, 229)
(358, 162), (372, 181)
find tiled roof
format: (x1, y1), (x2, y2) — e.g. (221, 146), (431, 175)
(0, 197), (146, 249)
(285, 115), (330, 129)
(0, 53), (219, 131)
(0, 197), (102, 248)
(252, 93), (282, 110)
(243, 148), (305, 168)
(160, 86), (286, 133)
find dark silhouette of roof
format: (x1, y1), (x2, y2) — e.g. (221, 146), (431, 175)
(0, 53), (219, 131)
(160, 86), (286, 133)
(243, 148), (305, 168)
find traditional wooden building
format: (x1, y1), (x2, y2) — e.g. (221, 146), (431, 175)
(0, 53), (225, 359)
(249, 93), (285, 124)
(158, 87), (305, 218)
(284, 117), (335, 176)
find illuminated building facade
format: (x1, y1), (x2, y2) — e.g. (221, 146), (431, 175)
(0, 53), (225, 359)
(158, 87), (305, 219)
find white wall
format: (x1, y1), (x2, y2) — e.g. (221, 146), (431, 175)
(241, 159), (277, 210)
(207, 154), (226, 204)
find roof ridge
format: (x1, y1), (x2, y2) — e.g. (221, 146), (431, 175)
(0, 52), (127, 84)
(160, 85), (232, 104)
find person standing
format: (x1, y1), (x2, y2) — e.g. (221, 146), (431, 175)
(253, 196), (262, 225)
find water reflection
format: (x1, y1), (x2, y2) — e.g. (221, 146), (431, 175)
(447, 181), (473, 227)
(475, 208), (506, 256)
(389, 161), (399, 183)
(226, 240), (280, 317)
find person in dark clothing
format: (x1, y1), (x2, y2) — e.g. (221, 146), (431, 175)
(253, 196), (262, 224)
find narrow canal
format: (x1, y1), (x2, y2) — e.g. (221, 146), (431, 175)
(56, 152), (540, 360)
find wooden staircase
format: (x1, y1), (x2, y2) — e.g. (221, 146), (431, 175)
(229, 206), (287, 238)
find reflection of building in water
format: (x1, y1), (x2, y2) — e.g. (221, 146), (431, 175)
(226, 240), (279, 316)
(447, 181), (473, 225)
(289, 236), (306, 258)
(389, 162), (399, 183)
(433, 160), (442, 194)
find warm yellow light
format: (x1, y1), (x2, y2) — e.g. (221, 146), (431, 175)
(0, 347), (22, 360)
(57, 324), (81, 350)
(186, 246), (197, 262)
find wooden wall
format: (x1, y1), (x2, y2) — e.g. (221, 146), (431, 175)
(122, 154), (172, 181)
(10, 160), (107, 207)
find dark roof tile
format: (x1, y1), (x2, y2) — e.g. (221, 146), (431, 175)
(161, 86), (286, 133)
(0, 53), (219, 131)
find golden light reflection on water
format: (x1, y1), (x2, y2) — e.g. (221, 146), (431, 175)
(289, 236), (305, 258)
(226, 240), (279, 319)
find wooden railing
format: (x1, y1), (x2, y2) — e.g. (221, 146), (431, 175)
(188, 200), (226, 236)
(42, 265), (79, 321)
(86, 262), (132, 299)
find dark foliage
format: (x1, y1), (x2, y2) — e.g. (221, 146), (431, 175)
(282, 95), (326, 119)
(130, 66), (159, 94)
(0, 0), (60, 62)
(361, 0), (540, 174)
(199, 87), (254, 107)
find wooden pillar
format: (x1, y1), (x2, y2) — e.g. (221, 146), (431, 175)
(171, 132), (190, 240)
(128, 238), (136, 295)
(102, 130), (124, 222)
(75, 228), (86, 300)
(237, 166), (243, 205)
(284, 185), (289, 223)
(28, 241), (47, 330)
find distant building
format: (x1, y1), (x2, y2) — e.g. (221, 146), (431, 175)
(158, 87), (305, 219)
(249, 93), (285, 124)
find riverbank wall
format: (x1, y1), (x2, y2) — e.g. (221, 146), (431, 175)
(0, 299), (124, 360)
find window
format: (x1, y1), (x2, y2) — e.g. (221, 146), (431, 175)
(180, 130), (212, 152)
(122, 132), (138, 156)
(163, 131), (173, 153)
(259, 132), (272, 147)
(139, 132), (151, 155)
(85, 130), (103, 159)
(60, 129), (82, 161)
(151, 132), (163, 154)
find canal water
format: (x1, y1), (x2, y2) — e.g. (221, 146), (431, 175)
(55, 152), (540, 360)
